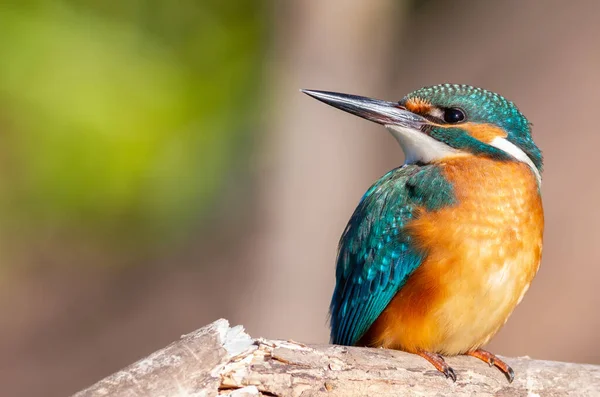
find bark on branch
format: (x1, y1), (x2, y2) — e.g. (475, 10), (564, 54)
(73, 319), (600, 397)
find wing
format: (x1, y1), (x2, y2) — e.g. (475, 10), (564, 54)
(329, 164), (455, 346)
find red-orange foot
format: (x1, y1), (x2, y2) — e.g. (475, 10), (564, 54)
(418, 351), (457, 382)
(467, 349), (515, 383)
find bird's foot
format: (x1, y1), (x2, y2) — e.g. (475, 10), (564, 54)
(417, 351), (456, 382)
(466, 349), (515, 383)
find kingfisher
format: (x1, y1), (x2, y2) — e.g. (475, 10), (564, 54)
(302, 84), (543, 382)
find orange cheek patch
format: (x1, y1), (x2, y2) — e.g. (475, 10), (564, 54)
(404, 97), (432, 114)
(462, 122), (507, 143)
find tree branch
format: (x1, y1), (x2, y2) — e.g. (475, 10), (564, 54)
(73, 319), (600, 396)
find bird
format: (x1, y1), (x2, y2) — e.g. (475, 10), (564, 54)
(301, 84), (543, 383)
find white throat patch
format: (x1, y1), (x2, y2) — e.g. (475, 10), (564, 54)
(385, 125), (462, 164)
(385, 126), (542, 186)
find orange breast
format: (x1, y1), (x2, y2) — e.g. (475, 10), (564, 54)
(360, 157), (543, 355)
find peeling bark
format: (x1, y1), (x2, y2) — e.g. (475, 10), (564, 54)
(73, 319), (600, 397)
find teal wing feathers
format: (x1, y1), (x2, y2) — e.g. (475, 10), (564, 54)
(329, 164), (455, 346)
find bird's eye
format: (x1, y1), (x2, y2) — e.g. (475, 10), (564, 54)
(443, 108), (466, 124)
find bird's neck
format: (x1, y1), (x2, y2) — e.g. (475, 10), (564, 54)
(434, 156), (541, 201)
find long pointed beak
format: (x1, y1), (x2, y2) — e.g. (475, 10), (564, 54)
(301, 89), (426, 129)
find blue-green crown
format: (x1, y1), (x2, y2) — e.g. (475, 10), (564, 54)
(405, 84), (542, 171)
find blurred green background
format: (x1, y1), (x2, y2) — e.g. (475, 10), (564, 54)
(0, 0), (264, 251)
(2, 1), (600, 396)
(1, 2), (267, 394)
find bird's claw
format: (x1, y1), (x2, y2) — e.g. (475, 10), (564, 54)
(418, 351), (457, 382)
(467, 349), (514, 383)
(443, 365), (457, 382)
(505, 366), (515, 383)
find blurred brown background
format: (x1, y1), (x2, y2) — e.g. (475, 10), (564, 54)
(1, 0), (599, 396)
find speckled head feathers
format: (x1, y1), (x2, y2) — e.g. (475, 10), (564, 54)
(404, 84), (542, 171)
